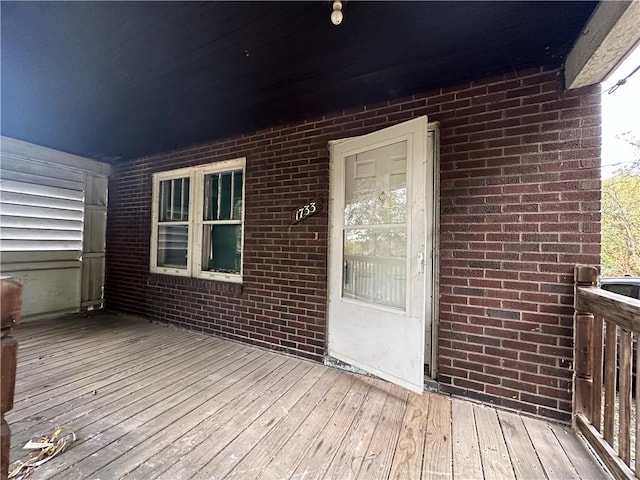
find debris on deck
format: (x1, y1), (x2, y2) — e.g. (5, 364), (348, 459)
(9, 427), (75, 479)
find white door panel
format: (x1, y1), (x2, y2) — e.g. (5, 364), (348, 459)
(328, 116), (433, 393)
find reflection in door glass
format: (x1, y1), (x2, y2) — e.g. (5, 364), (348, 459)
(342, 140), (409, 310)
(344, 141), (407, 226)
(342, 228), (407, 309)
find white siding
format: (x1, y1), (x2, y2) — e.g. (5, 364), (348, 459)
(0, 137), (110, 319)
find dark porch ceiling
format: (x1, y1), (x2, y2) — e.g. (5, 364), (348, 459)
(1, 1), (598, 163)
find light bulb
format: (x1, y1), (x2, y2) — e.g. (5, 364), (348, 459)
(331, 8), (343, 25)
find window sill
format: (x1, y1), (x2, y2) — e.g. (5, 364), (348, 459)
(148, 272), (243, 294)
(197, 272), (242, 284)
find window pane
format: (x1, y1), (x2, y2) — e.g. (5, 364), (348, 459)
(344, 141), (407, 226)
(219, 173), (232, 220)
(159, 177), (189, 221)
(342, 227), (406, 309)
(159, 180), (170, 221)
(157, 225), (188, 268)
(232, 171), (243, 220)
(204, 174), (219, 221)
(182, 179), (190, 220)
(202, 224), (241, 273)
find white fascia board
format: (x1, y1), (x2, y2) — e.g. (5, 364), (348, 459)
(565, 0), (640, 90)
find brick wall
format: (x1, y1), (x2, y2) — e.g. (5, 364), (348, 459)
(105, 66), (600, 421)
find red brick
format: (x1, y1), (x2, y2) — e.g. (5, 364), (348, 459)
(107, 65), (601, 421)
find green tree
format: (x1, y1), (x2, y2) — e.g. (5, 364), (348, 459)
(601, 132), (640, 276)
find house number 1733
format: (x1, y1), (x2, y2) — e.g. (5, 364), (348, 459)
(292, 198), (322, 224)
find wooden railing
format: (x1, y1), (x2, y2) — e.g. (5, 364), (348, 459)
(574, 265), (640, 480)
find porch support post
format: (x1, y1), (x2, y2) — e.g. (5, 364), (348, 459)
(1, 278), (23, 480)
(573, 265), (598, 426)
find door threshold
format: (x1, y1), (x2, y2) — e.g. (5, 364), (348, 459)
(324, 355), (376, 378)
(325, 355), (440, 394)
(424, 376), (440, 393)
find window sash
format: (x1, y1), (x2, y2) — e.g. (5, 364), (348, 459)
(150, 158), (245, 282)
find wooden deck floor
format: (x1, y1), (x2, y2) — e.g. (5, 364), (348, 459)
(7, 311), (609, 480)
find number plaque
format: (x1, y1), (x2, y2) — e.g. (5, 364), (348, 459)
(291, 198), (322, 224)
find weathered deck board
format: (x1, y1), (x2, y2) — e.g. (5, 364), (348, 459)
(389, 392), (429, 479)
(38, 350), (275, 479)
(10, 338), (234, 437)
(474, 404), (515, 479)
(498, 410), (546, 480)
(14, 329), (190, 398)
(549, 422), (609, 480)
(6, 312), (611, 480)
(151, 359), (308, 479)
(451, 399), (483, 479)
(254, 373), (357, 480)
(356, 383), (409, 479)
(422, 392), (452, 479)
(202, 365), (329, 480)
(288, 376), (372, 480)
(222, 370), (345, 480)
(321, 379), (392, 480)
(523, 415), (581, 480)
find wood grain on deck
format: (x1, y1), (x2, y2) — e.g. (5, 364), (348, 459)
(7, 312), (610, 479)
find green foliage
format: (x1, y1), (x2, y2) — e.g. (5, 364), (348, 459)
(601, 134), (640, 275)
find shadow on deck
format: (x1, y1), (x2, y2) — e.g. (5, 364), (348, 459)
(7, 311), (610, 479)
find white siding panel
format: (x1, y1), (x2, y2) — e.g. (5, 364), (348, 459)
(1, 227), (83, 241)
(0, 190), (83, 210)
(1, 155), (86, 184)
(84, 207), (107, 254)
(81, 256), (105, 305)
(85, 175), (108, 207)
(1, 136), (111, 319)
(0, 178), (84, 199)
(81, 173), (108, 309)
(1, 205), (84, 221)
(0, 239), (83, 252)
(1, 251), (80, 263)
(0, 215), (83, 231)
(10, 267), (82, 318)
(0, 170), (85, 192)
(1, 260), (80, 272)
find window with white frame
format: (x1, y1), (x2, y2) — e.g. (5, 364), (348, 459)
(150, 158), (245, 283)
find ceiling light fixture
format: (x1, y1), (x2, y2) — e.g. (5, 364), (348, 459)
(331, 0), (343, 26)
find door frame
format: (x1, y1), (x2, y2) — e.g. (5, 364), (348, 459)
(325, 118), (441, 385)
(427, 122), (440, 379)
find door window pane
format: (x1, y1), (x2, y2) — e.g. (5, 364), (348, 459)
(344, 141), (407, 226)
(342, 140), (409, 310)
(342, 228), (406, 309)
(157, 225), (188, 268)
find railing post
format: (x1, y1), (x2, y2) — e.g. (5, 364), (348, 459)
(574, 265), (598, 426)
(1, 278), (23, 480)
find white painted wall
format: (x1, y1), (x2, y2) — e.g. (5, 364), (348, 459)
(0, 137), (110, 319)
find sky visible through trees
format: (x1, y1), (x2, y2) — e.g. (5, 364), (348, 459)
(601, 46), (640, 276)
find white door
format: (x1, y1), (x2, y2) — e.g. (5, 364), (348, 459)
(327, 116), (434, 393)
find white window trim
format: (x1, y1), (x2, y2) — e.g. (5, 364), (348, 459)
(150, 158), (245, 283)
